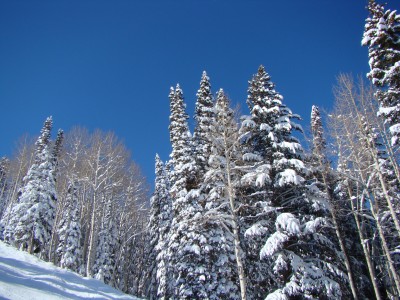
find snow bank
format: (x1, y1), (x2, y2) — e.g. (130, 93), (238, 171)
(0, 241), (141, 300)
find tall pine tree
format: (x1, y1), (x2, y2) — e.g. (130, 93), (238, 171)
(167, 85), (212, 299)
(363, 0), (400, 145)
(56, 181), (83, 273)
(240, 66), (346, 299)
(92, 194), (118, 284)
(193, 71), (215, 179)
(4, 117), (57, 256)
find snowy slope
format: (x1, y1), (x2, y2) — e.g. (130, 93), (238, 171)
(0, 241), (140, 300)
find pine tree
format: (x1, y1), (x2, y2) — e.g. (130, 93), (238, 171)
(239, 65), (303, 298)
(52, 129), (64, 173)
(240, 66), (346, 299)
(193, 71), (214, 178)
(0, 157), (9, 219)
(168, 85), (198, 190)
(0, 157), (9, 238)
(92, 195), (117, 284)
(48, 128), (64, 261)
(144, 154), (173, 299)
(56, 181), (83, 273)
(152, 156), (173, 300)
(167, 85), (211, 299)
(4, 117), (57, 256)
(362, 0), (400, 145)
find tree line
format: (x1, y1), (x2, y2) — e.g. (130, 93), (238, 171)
(145, 1), (400, 299)
(0, 123), (150, 295)
(0, 0), (399, 299)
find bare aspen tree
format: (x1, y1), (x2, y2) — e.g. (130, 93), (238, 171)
(204, 91), (247, 300)
(0, 136), (35, 229)
(329, 74), (400, 297)
(310, 105), (359, 300)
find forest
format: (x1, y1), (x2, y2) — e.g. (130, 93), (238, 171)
(0, 1), (399, 299)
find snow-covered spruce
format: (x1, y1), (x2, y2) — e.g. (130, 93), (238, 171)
(92, 195), (118, 284)
(144, 154), (173, 299)
(193, 71), (215, 179)
(363, 0), (400, 146)
(56, 181), (83, 273)
(3, 117), (57, 257)
(239, 66), (347, 299)
(167, 85), (212, 299)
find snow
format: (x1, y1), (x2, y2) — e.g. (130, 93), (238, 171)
(265, 290), (287, 300)
(0, 241), (140, 300)
(275, 213), (300, 235)
(275, 169), (304, 187)
(260, 231), (289, 258)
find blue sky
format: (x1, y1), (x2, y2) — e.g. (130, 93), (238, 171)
(1, 0), (399, 185)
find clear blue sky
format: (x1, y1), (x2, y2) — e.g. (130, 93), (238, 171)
(1, 0), (399, 185)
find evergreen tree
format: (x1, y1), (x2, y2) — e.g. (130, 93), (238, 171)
(167, 85), (212, 299)
(0, 157), (9, 238)
(144, 154), (173, 299)
(240, 66), (346, 299)
(4, 117), (57, 256)
(362, 0), (400, 145)
(92, 195), (118, 284)
(154, 156), (173, 300)
(193, 71), (215, 178)
(52, 129), (64, 174)
(56, 181), (83, 273)
(0, 157), (9, 219)
(168, 84), (198, 190)
(239, 65), (303, 298)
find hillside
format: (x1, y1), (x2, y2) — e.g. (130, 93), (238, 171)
(0, 241), (140, 300)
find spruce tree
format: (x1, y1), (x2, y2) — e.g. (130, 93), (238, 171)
(363, 0), (400, 145)
(0, 157), (9, 238)
(167, 85), (211, 299)
(144, 154), (173, 299)
(52, 129), (64, 173)
(92, 195), (117, 284)
(0, 157), (9, 219)
(240, 67), (345, 299)
(56, 181), (83, 273)
(193, 71), (214, 178)
(4, 117), (57, 256)
(239, 65), (303, 298)
(153, 156), (173, 300)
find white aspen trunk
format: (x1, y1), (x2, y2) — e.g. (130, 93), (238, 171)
(86, 148), (101, 277)
(367, 191), (400, 296)
(86, 191), (97, 277)
(48, 203), (63, 263)
(330, 202), (359, 300)
(370, 150), (400, 238)
(225, 138), (247, 300)
(317, 154), (359, 299)
(344, 74), (400, 239)
(346, 186), (382, 300)
(4, 155), (25, 226)
(338, 120), (382, 299)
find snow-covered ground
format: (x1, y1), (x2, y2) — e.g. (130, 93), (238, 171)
(0, 241), (140, 300)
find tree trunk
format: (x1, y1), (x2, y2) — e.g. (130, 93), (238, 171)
(318, 161), (359, 299)
(367, 190), (400, 296)
(346, 185), (382, 300)
(226, 148), (247, 300)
